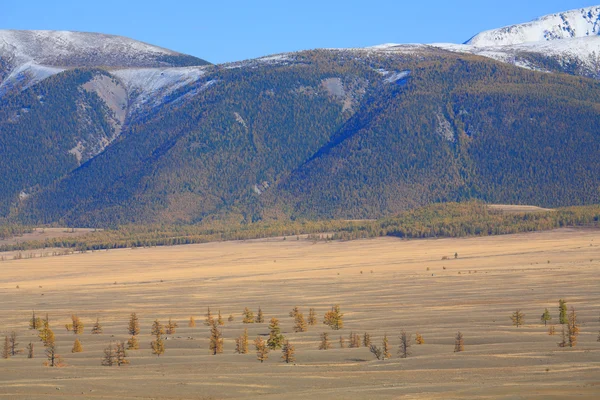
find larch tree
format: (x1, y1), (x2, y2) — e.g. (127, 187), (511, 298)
(398, 330), (411, 358)
(209, 322), (224, 355)
(102, 342), (116, 366)
(289, 306), (300, 318)
(91, 318), (103, 334)
(267, 318), (285, 349)
(116, 341), (130, 366)
(235, 328), (249, 354)
(45, 341), (61, 367)
(369, 344), (383, 360)
(29, 311), (41, 330)
(256, 307), (264, 323)
(510, 309), (525, 328)
(339, 336), (346, 348)
(319, 332), (331, 350)
(27, 342), (34, 359)
(2, 336), (9, 359)
(127, 336), (139, 350)
(323, 305), (343, 330)
(71, 314), (84, 334)
(217, 310), (224, 326)
(281, 341), (296, 364)
(254, 336), (269, 363)
(128, 313), (140, 336)
(228, 314), (234, 322)
(151, 335), (165, 357)
(559, 299), (568, 325)
(541, 308), (552, 326)
(567, 307), (580, 347)
(308, 308), (317, 326)
(558, 326), (568, 348)
(166, 318), (178, 335)
(349, 332), (361, 348)
(242, 307), (254, 324)
(294, 312), (307, 333)
(205, 307), (214, 326)
(454, 331), (464, 353)
(151, 320), (164, 337)
(188, 316), (196, 328)
(71, 338), (83, 353)
(548, 325), (556, 335)
(382, 334), (391, 360)
(363, 332), (371, 347)
(415, 333), (424, 345)
(9, 332), (19, 356)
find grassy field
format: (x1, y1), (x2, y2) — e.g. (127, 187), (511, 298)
(0, 228), (599, 399)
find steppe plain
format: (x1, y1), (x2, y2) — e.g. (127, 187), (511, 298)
(0, 228), (599, 399)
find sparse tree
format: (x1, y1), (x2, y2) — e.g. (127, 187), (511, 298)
(541, 308), (552, 326)
(339, 336), (346, 348)
(45, 342), (61, 367)
(510, 309), (525, 328)
(454, 331), (464, 352)
(382, 334), (391, 359)
(217, 310), (224, 326)
(255, 336), (269, 363)
(349, 332), (361, 348)
(166, 318), (178, 334)
(9, 332), (19, 356)
(281, 341), (296, 364)
(235, 328), (249, 354)
(2, 336), (9, 359)
(102, 342), (116, 366)
(558, 326), (568, 348)
(242, 307), (254, 324)
(363, 332), (371, 347)
(29, 311), (41, 330)
(72, 338), (83, 353)
(209, 322), (224, 355)
(27, 342), (34, 359)
(567, 307), (579, 348)
(151, 320), (164, 337)
(294, 312), (307, 333)
(128, 313), (140, 336)
(548, 325), (556, 335)
(205, 307), (214, 326)
(256, 307), (264, 323)
(116, 341), (129, 366)
(188, 316), (196, 328)
(228, 314), (234, 322)
(71, 314), (84, 334)
(415, 333), (424, 345)
(308, 308), (317, 326)
(323, 305), (343, 330)
(151, 335), (165, 357)
(369, 344), (383, 360)
(559, 299), (568, 325)
(318, 332), (331, 350)
(91, 318), (103, 334)
(267, 318), (285, 349)
(127, 336), (139, 350)
(289, 306), (300, 318)
(399, 330), (411, 358)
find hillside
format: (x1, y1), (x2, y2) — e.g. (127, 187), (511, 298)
(2, 7), (600, 226)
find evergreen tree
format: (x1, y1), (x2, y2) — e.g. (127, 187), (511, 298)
(188, 316), (196, 328)
(128, 312), (140, 336)
(382, 334), (391, 359)
(166, 318), (178, 334)
(308, 308), (317, 326)
(26, 342), (34, 359)
(254, 336), (269, 363)
(267, 318), (285, 349)
(256, 307), (264, 323)
(559, 299), (568, 324)
(323, 305), (343, 330)
(281, 341), (296, 364)
(398, 330), (411, 358)
(541, 308), (552, 326)
(318, 332), (331, 350)
(102, 342), (116, 366)
(71, 338), (83, 353)
(294, 312), (307, 333)
(242, 307), (254, 324)
(363, 332), (371, 347)
(454, 331), (464, 352)
(127, 336), (139, 350)
(510, 309), (525, 328)
(205, 307), (214, 326)
(116, 341), (129, 366)
(209, 322), (224, 355)
(91, 318), (103, 334)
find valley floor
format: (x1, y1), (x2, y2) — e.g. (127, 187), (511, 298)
(0, 229), (599, 399)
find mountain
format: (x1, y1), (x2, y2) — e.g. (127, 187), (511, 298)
(2, 8), (600, 226)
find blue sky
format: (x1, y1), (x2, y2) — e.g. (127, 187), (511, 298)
(2, 1), (596, 64)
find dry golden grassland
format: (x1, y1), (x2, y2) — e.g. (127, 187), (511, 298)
(0, 228), (599, 399)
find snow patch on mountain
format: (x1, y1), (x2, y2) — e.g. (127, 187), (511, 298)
(0, 62), (64, 95)
(467, 6), (600, 46)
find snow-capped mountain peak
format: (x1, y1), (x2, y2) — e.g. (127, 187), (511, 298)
(466, 6), (600, 47)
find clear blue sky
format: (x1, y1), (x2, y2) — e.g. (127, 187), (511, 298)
(2, 1), (596, 64)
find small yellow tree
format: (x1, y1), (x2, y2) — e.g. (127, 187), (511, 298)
(188, 316), (196, 328)
(256, 307), (264, 323)
(454, 331), (464, 352)
(318, 332), (331, 350)
(242, 307), (254, 324)
(308, 308), (317, 326)
(510, 309), (525, 328)
(281, 341), (296, 364)
(71, 338), (83, 353)
(323, 305), (343, 330)
(127, 336), (139, 350)
(209, 322), (224, 355)
(255, 336), (269, 363)
(91, 318), (103, 334)
(128, 313), (140, 336)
